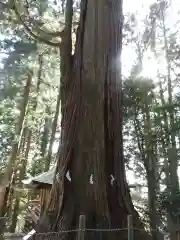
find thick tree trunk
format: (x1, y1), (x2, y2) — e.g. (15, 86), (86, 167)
(35, 1), (151, 240)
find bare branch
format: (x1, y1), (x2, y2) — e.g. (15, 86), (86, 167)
(38, 28), (64, 37)
(14, 0), (78, 41)
(38, 20), (77, 35)
(12, 0), (61, 47)
(36, 21), (78, 39)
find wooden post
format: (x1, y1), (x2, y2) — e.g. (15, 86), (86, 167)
(128, 215), (133, 240)
(77, 215), (86, 240)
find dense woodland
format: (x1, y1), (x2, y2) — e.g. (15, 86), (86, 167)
(0, 0), (180, 239)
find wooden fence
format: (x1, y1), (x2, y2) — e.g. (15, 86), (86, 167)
(2, 215), (180, 240)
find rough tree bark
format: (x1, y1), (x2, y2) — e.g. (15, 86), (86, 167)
(35, 1), (151, 240)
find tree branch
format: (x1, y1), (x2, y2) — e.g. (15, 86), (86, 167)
(12, 0), (61, 47)
(38, 29), (65, 37)
(37, 21), (79, 36)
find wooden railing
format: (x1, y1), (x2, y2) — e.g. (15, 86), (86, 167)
(27, 200), (41, 223)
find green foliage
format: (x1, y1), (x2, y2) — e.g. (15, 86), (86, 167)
(27, 157), (47, 177)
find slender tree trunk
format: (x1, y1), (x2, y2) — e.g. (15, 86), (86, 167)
(6, 127), (27, 231)
(9, 198), (19, 233)
(162, 15), (179, 187)
(133, 106), (160, 240)
(44, 84), (61, 171)
(0, 71), (32, 235)
(9, 55), (43, 232)
(161, 13), (179, 237)
(40, 107), (50, 157)
(1, 71), (32, 191)
(153, 32), (177, 234)
(9, 128), (32, 233)
(143, 98), (159, 240)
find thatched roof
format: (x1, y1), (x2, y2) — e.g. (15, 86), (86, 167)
(23, 166), (143, 190)
(22, 166), (56, 186)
